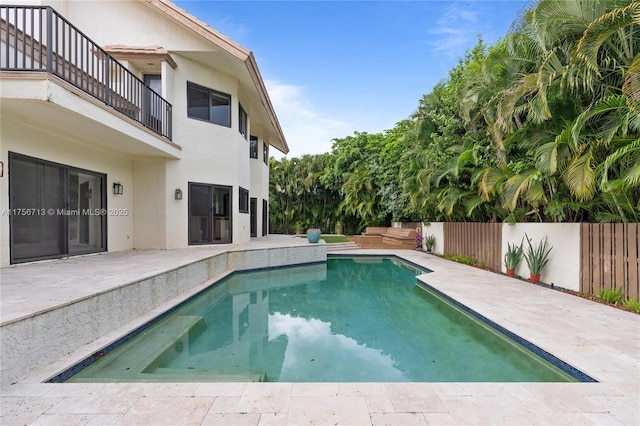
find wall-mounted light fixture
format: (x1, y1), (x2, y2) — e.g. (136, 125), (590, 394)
(175, 188), (183, 200)
(0, 161), (4, 177)
(113, 182), (123, 195)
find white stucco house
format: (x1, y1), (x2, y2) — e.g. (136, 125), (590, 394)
(0, 0), (288, 266)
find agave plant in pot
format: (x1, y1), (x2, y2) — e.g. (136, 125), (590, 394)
(523, 234), (553, 284)
(424, 234), (436, 253)
(503, 240), (523, 277)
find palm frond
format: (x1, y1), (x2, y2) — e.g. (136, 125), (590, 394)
(564, 150), (596, 201)
(622, 53), (640, 114)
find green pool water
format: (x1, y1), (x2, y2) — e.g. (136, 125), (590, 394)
(66, 257), (576, 383)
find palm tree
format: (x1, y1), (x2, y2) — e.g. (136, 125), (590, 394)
(485, 0), (639, 221)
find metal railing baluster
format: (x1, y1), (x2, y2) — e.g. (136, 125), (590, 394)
(1, 5), (172, 140)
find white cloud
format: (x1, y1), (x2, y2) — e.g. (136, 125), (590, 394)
(268, 312), (406, 381)
(265, 80), (352, 159)
(428, 4), (479, 57)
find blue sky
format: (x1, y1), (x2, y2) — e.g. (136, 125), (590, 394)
(174, 0), (528, 158)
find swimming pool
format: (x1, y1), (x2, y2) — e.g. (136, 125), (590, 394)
(55, 256), (590, 383)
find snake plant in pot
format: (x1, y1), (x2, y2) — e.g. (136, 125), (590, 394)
(504, 240), (523, 277)
(523, 234), (553, 284)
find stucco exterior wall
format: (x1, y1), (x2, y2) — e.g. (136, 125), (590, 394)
(421, 222), (445, 255)
(63, 0), (213, 52)
(249, 138), (270, 235)
(0, 116), (136, 266)
(413, 222), (581, 291)
(133, 160), (167, 249)
(1, 0), (279, 265)
(502, 223), (581, 291)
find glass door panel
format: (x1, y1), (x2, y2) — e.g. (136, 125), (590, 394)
(10, 156), (65, 263)
(189, 183), (232, 244)
(262, 199), (268, 237)
(68, 170), (105, 255)
(250, 198), (257, 237)
(213, 186), (231, 243)
(189, 184), (212, 244)
(9, 153), (106, 264)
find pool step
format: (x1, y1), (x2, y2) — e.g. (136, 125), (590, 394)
(149, 367), (266, 382)
(70, 369), (266, 383)
(326, 242), (360, 252)
(67, 315), (207, 382)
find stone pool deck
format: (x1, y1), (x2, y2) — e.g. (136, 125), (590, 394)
(1, 240), (639, 425)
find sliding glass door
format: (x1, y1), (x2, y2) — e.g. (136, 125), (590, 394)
(189, 183), (232, 244)
(68, 170), (105, 254)
(9, 153), (106, 264)
(262, 199), (268, 237)
(250, 198), (257, 237)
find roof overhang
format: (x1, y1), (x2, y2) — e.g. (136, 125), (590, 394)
(104, 45), (178, 69)
(142, 0), (289, 155)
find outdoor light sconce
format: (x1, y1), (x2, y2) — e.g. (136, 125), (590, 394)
(175, 188), (183, 200)
(0, 161), (3, 177)
(113, 182), (124, 195)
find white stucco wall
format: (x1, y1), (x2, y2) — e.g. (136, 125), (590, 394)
(0, 115), (135, 266)
(502, 223), (581, 291)
(421, 222), (445, 255)
(56, 0), (275, 248)
(132, 160), (167, 249)
(63, 0), (213, 52)
(415, 222), (582, 291)
(1, 0), (277, 265)
(249, 138), (270, 236)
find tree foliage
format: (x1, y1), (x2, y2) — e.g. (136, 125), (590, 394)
(270, 0), (639, 233)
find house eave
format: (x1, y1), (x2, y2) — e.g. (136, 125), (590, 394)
(142, 0), (289, 155)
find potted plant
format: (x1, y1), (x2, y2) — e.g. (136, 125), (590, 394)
(335, 220), (343, 235)
(415, 229), (423, 250)
(523, 234), (552, 284)
(307, 228), (321, 243)
(424, 235), (436, 253)
(504, 240), (523, 277)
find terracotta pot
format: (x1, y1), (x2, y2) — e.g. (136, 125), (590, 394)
(506, 268), (515, 277)
(530, 273), (541, 284)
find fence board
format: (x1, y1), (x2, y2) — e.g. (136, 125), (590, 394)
(443, 223), (502, 271)
(593, 225), (602, 295)
(603, 226), (612, 290)
(580, 223), (593, 293)
(615, 223), (625, 292)
(580, 223), (640, 300)
(628, 224), (639, 300)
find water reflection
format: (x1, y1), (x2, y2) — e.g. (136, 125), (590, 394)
(66, 258), (575, 383)
(268, 312), (406, 381)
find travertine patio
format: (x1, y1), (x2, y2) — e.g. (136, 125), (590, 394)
(1, 236), (639, 425)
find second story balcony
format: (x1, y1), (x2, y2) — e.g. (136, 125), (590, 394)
(1, 5), (173, 141)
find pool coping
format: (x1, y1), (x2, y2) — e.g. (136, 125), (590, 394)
(1, 246), (639, 425)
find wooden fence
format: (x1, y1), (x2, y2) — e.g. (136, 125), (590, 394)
(581, 223), (639, 300)
(443, 223), (502, 272)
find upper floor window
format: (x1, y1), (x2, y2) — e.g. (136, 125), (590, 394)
(250, 136), (258, 159)
(239, 104), (248, 139)
(263, 142), (269, 165)
(187, 82), (231, 127)
(239, 187), (249, 213)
